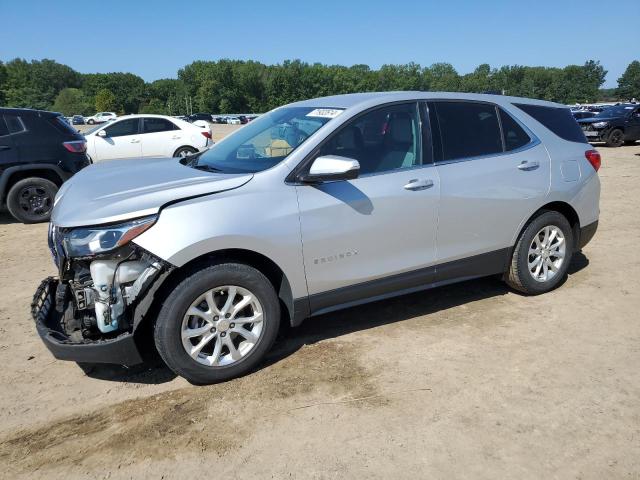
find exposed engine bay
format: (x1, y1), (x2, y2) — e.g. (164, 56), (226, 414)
(54, 244), (166, 342)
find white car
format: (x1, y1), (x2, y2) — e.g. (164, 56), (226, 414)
(85, 112), (117, 125)
(226, 117), (241, 125)
(83, 114), (213, 162)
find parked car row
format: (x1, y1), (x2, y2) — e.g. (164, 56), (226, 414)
(186, 113), (259, 124)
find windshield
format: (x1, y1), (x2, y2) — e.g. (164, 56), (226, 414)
(597, 105), (635, 117)
(192, 106), (341, 173)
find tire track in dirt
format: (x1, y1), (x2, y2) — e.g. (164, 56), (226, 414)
(0, 340), (382, 474)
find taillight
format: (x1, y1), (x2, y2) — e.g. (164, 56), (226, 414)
(585, 149), (601, 172)
(63, 140), (87, 153)
(201, 131), (212, 139)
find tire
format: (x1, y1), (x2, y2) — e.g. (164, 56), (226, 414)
(6, 177), (58, 224)
(173, 146), (197, 158)
(87, 119), (94, 125)
(506, 211), (574, 295)
(605, 128), (624, 147)
(154, 263), (280, 384)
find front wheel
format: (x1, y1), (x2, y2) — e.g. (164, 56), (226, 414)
(605, 129), (624, 147)
(87, 119), (95, 125)
(154, 263), (280, 384)
(506, 211), (574, 295)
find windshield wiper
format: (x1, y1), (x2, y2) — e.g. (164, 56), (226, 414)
(178, 146), (214, 166)
(192, 164), (224, 173)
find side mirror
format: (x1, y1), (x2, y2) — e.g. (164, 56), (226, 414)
(300, 155), (360, 183)
(97, 130), (108, 138)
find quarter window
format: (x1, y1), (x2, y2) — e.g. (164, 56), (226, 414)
(104, 118), (139, 137)
(320, 103), (421, 175)
(513, 103), (587, 144)
(143, 117), (178, 133)
(433, 102), (502, 161)
(499, 108), (531, 151)
(4, 115), (26, 134)
(0, 117), (8, 136)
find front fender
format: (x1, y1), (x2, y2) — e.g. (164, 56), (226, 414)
(133, 177), (307, 299)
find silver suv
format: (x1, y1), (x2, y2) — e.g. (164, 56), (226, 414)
(32, 92), (600, 384)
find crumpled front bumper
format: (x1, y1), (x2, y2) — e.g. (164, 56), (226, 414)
(31, 277), (143, 366)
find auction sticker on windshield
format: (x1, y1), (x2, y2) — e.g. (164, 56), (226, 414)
(306, 108), (345, 118)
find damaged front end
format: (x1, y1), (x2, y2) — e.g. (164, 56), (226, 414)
(32, 216), (170, 365)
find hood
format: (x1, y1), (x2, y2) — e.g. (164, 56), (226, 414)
(578, 117), (615, 124)
(52, 157), (253, 227)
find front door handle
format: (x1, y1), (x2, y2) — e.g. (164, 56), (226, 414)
(517, 160), (540, 171)
(404, 179), (434, 191)
(0, 145), (10, 151)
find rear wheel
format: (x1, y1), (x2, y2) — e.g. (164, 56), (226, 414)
(154, 263), (280, 384)
(173, 146), (197, 158)
(87, 119), (95, 125)
(6, 177), (58, 223)
(605, 128), (624, 147)
(506, 211), (573, 295)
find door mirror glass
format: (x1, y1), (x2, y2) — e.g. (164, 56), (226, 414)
(300, 155), (360, 183)
(97, 130), (107, 137)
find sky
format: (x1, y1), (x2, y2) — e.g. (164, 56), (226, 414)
(1, 0), (638, 88)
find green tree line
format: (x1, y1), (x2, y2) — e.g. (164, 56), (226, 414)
(0, 57), (638, 116)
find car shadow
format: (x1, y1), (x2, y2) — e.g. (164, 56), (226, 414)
(265, 251), (589, 368)
(82, 252), (590, 385)
(0, 213), (19, 225)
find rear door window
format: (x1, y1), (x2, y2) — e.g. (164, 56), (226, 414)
(142, 117), (179, 133)
(104, 118), (140, 137)
(432, 101), (503, 161)
(514, 103), (587, 143)
(499, 108), (531, 151)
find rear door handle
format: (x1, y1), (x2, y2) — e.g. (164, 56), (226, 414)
(0, 146), (10, 151)
(130, 139), (140, 143)
(171, 135), (181, 140)
(404, 179), (434, 191)
(517, 160), (540, 171)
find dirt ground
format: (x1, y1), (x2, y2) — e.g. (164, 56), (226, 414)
(0, 145), (639, 479)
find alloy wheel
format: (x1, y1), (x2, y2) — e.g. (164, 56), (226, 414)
(528, 225), (566, 282)
(181, 285), (264, 367)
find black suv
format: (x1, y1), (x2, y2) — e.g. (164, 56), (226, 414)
(0, 108), (91, 223)
(578, 103), (640, 147)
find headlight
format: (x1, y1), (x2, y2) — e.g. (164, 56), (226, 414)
(592, 121), (609, 129)
(62, 215), (157, 257)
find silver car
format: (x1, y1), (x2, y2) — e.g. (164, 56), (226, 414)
(33, 92), (600, 384)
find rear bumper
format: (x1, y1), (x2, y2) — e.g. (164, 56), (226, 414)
(577, 220), (598, 250)
(31, 277), (143, 366)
